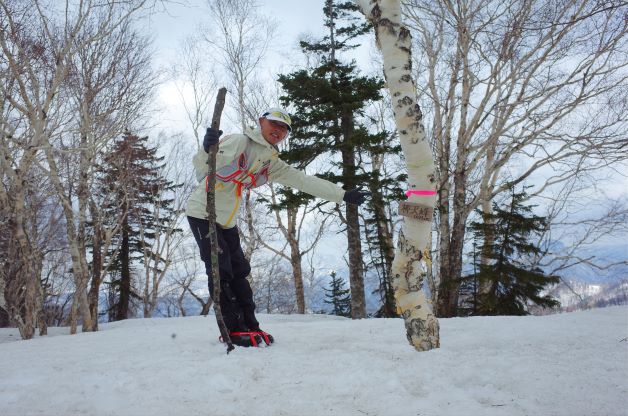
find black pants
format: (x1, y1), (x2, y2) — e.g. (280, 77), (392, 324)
(187, 216), (259, 332)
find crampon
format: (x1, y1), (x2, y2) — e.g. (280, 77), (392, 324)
(219, 331), (273, 347)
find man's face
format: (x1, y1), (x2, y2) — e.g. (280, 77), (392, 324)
(259, 117), (289, 146)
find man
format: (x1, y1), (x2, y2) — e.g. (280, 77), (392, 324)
(186, 107), (369, 347)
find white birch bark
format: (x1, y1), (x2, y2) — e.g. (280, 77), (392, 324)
(357, 0), (439, 350)
(405, 0), (628, 316)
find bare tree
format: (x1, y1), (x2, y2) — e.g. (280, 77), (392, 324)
(0, 177), (49, 338)
(40, 247), (74, 327)
(202, 0), (277, 131)
(254, 185), (331, 313)
(404, 0), (628, 317)
(170, 35), (218, 147)
(249, 253), (298, 314)
(0, 0), (82, 338)
(361, 97), (404, 317)
(198, 0), (279, 270)
(136, 135), (195, 317)
(534, 180), (628, 276)
(48, 12), (156, 332)
(358, 0), (440, 351)
(168, 242), (213, 316)
(0, 0), (156, 337)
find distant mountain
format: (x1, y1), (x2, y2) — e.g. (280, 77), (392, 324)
(531, 278), (628, 315)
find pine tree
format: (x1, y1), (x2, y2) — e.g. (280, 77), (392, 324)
(277, 0), (397, 318)
(323, 271), (351, 317)
(462, 188), (560, 316)
(364, 163), (406, 318)
(97, 131), (181, 321)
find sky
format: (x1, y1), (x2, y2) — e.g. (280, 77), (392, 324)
(144, 0), (328, 61)
(1, 306), (626, 415)
(141, 0), (628, 202)
(140, 0), (335, 138)
(138, 0), (627, 286)
(136, 0), (381, 294)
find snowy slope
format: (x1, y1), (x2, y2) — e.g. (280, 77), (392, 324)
(1, 307), (627, 416)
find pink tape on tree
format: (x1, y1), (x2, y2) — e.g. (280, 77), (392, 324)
(405, 190), (437, 197)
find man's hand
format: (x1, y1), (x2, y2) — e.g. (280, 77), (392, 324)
(343, 188), (371, 206)
(203, 128), (223, 152)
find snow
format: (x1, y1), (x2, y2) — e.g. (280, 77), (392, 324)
(1, 307), (627, 416)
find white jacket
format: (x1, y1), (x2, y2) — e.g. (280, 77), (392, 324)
(186, 126), (346, 228)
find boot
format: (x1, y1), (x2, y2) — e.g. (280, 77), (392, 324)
(220, 331), (264, 347)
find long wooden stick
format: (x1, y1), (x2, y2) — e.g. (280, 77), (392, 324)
(206, 87), (234, 353)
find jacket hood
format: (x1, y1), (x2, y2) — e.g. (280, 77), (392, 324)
(244, 127), (270, 146)
(245, 126), (275, 149)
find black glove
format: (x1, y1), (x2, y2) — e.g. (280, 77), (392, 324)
(343, 188), (371, 206)
(203, 128), (222, 152)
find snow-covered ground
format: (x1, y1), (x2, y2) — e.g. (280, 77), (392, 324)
(1, 307), (627, 416)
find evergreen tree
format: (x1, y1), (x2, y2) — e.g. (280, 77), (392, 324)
(323, 271), (351, 317)
(97, 131), (181, 321)
(364, 161), (406, 318)
(462, 188), (560, 316)
(277, 0), (398, 318)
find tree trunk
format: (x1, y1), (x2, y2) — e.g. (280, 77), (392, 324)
(200, 301), (211, 316)
(88, 207), (102, 331)
(346, 203), (366, 318)
(43, 141), (95, 334)
(289, 240), (306, 314)
(477, 179), (496, 301)
(76, 132), (94, 331)
(436, 220), (465, 317)
(6, 218), (42, 339)
(37, 280), (47, 336)
(368, 169), (397, 316)
(287, 207), (306, 314)
(3, 149), (45, 339)
(116, 220), (131, 321)
(358, 0), (439, 350)
(341, 113), (366, 319)
(177, 288), (187, 317)
(0, 271), (6, 326)
(436, 168), (468, 317)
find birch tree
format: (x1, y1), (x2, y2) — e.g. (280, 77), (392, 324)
(357, 0), (440, 350)
(0, 0), (155, 337)
(200, 0), (278, 262)
(51, 11), (154, 331)
(202, 0), (277, 131)
(170, 36), (218, 148)
(169, 244), (212, 316)
(404, 0), (628, 317)
(0, 0), (62, 339)
(255, 185), (330, 313)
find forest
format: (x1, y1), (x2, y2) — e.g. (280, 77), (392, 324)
(1, 0), (626, 350)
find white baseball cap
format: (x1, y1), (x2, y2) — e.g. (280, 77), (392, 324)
(260, 107), (292, 131)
